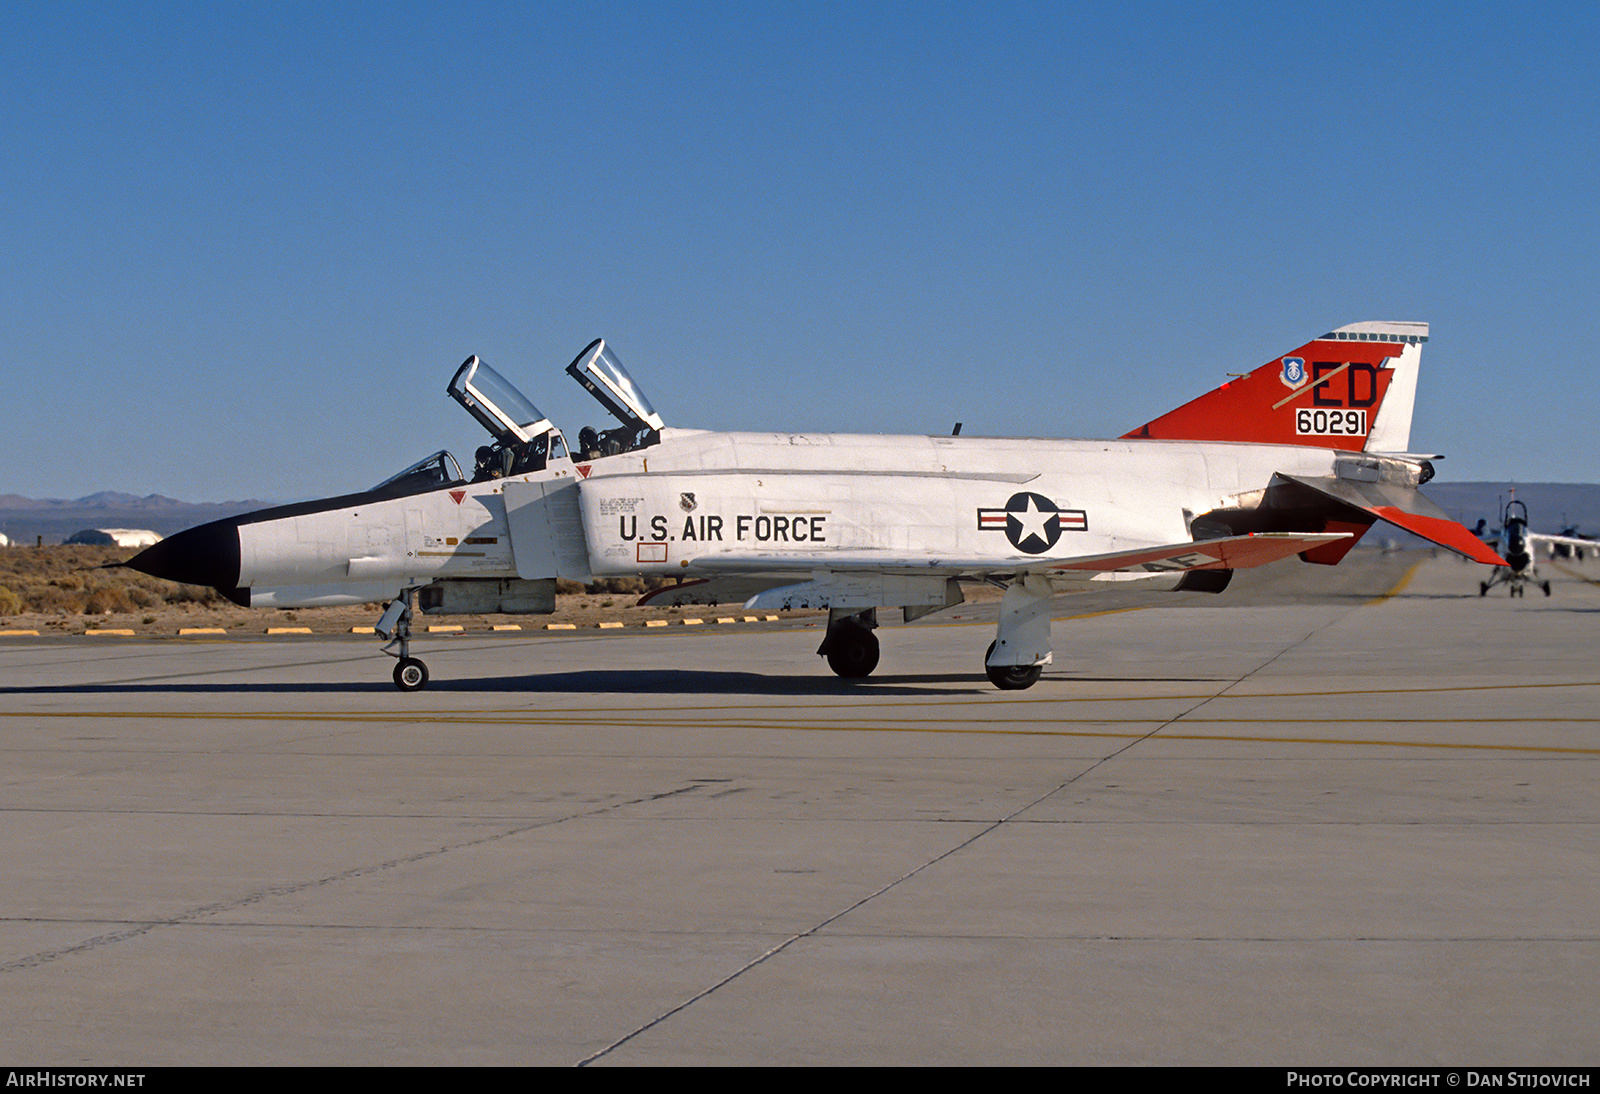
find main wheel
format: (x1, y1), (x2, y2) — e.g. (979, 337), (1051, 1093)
(825, 624), (879, 679)
(393, 657), (429, 691)
(985, 641), (1042, 690)
(1479, 582), (1489, 597)
(1542, 581), (1552, 596)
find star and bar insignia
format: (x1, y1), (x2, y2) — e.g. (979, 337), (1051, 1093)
(977, 492), (1087, 554)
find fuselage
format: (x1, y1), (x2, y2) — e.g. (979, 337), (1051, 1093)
(199, 428), (1349, 605)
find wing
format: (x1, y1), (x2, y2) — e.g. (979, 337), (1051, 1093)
(687, 532), (1350, 579)
(1529, 532), (1597, 553)
(682, 532), (1350, 611)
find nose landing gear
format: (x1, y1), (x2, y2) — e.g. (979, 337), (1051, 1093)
(377, 588), (429, 691)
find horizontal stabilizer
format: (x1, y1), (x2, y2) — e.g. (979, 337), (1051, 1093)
(1277, 473), (1505, 566)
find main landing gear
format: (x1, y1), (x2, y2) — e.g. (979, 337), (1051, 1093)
(817, 590), (1053, 691)
(984, 579), (1052, 691)
(818, 610), (880, 679)
(985, 641), (1042, 690)
(376, 588), (429, 691)
(1482, 578), (1553, 598)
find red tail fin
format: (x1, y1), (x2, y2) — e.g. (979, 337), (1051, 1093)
(1122, 321), (1427, 451)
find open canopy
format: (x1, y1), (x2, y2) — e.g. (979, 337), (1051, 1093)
(443, 342), (666, 478)
(448, 355), (555, 443)
(565, 339), (665, 434)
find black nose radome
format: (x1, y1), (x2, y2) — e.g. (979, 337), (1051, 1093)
(123, 518), (245, 603)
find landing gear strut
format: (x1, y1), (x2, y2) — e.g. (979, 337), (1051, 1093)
(819, 610), (880, 679)
(377, 588), (429, 691)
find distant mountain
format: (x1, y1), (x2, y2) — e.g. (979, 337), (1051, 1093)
(1424, 482), (1600, 536)
(0, 494), (273, 544)
(0, 491), (247, 511)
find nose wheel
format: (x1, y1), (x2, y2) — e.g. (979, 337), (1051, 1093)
(393, 657), (429, 692)
(377, 588), (429, 691)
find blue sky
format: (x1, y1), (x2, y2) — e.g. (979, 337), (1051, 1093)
(4, 2), (1597, 501)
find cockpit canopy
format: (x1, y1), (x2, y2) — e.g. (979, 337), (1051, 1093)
(448, 355), (566, 479)
(449, 356), (554, 443)
(567, 339), (664, 430)
(564, 340), (664, 461)
(444, 340), (665, 482)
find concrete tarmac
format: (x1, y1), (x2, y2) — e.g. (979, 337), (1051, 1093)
(1, 551), (1596, 1065)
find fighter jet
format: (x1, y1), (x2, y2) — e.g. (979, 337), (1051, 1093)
(124, 321), (1502, 691)
(1474, 498), (1594, 597)
(1547, 526), (1595, 561)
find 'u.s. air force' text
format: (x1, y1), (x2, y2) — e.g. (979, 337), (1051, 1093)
(617, 514), (828, 543)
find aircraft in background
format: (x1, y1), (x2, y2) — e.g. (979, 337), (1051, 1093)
(1473, 498), (1595, 597)
(125, 321), (1501, 691)
(1548, 523), (1595, 561)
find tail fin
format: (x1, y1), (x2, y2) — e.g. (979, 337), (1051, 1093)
(1122, 321), (1427, 452)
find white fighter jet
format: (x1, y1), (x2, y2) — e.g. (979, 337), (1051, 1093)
(125, 321), (1503, 690)
(1474, 498), (1595, 597)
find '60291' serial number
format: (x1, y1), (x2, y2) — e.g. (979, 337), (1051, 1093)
(1296, 408), (1367, 436)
